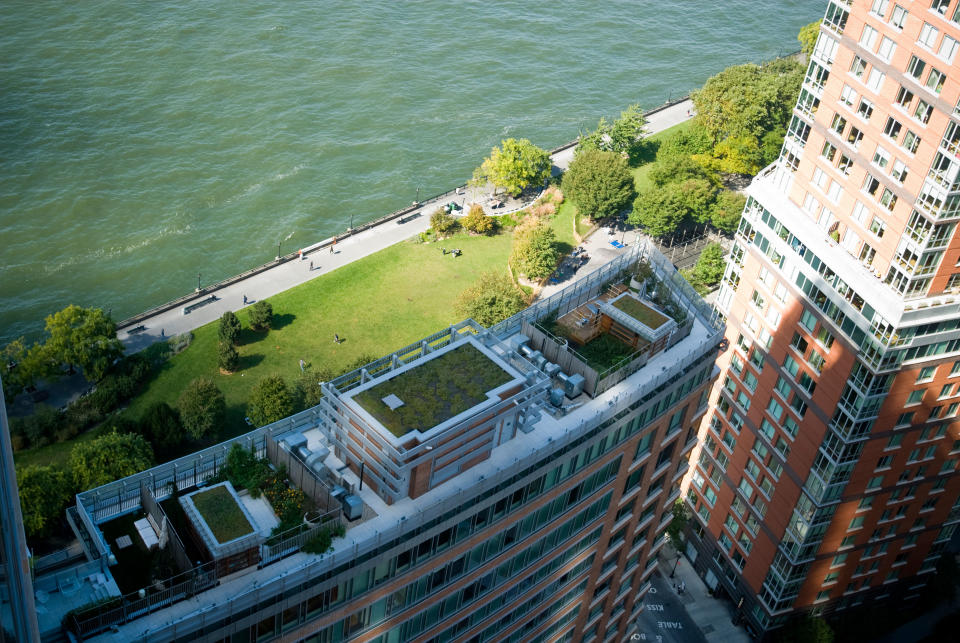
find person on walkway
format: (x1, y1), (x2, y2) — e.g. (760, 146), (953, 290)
(334, 333), (341, 344)
(309, 261), (313, 271)
(679, 580), (686, 594)
(298, 248), (303, 260)
(160, 328), (164, 338)
(243, 294), (248, 305)
(330, 238), (336, 254)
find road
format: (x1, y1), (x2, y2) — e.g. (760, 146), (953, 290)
(631, 571), (708, 643)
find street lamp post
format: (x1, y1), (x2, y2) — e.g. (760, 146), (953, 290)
(349, 214), (354, 231)
(669, 550), (682, 578)
(276, 241), (281, 261)
(196, 272), (201, 292)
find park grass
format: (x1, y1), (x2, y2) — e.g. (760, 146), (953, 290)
(120, 229), (515, 443)
(12, 426), (106, 468)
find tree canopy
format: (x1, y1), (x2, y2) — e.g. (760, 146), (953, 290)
(576, 104), (648, 160)
(69, 431), (154, 491)
(684, 243), (728, 295)
(218, 311), (242, 346)
(561, 149), (636, 220)
(510, 219), (559, 279)
(139, 401), (184, 454)
(798, 20), (822, 58)
(709, 190), (747, 233)
(455, 271), (527, 327)
(16, 465), (72, 538)
(647, 156), (718, 189)
(473, 138), (551, 197)
(248, 300), (273, 331)
(177, 377), (226, 440)
(430, 208), (458, 238)
(629, 182), (711, 238)
(41, 305), (123, 381)
(461, 203), (496, 235)
(656, 124), (713, 162)
(248, 375), (295, 427)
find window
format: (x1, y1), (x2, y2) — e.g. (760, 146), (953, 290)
(850, 55), (868, 79)
(877, 36), (897, 62)
(891, 160), (908, 183)
(896, 411), (915, 426)
(800, 309), (817, 332)
(847, 126), (864, 148)
(918, 22), (939, 49)
(914, 99), (933, 124)
(860, 24), (879, 50)
(903, 130), (921, 154)
(849, 516), (865, 530)
(879, 188), (897, 211)
(933, 0), (951, 14)
(831, 113), (848, 135)
(872, 0), (890, 16)
(887, 434), (903, 449)
(896, 85), (915, 108)
(839, 85), (856, 108)
(884, 117), (903, 140)
(873, 146), (890, 169)
(907, 55), (927, 81)
(891, 4), (908, 29)
(939, 35), (958, 63)
(822, 141), (838, 161)
(867, 68), (885, 93)
(877, 455), (893, 470)
(926, 67), (946, 93)
(917, 366), (937, 382)
(907, 389), (925, 405)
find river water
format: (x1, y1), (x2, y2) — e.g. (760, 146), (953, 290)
(0, 0), (823, 343)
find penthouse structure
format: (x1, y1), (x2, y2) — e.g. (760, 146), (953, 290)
(685, 0), (960, 637)
(46, 244), (722, 643)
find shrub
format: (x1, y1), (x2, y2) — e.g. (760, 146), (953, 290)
(461, 204), (496, 235)
(248, 375), (295, 427)
(294, 367), (334, 410)
(248, 301), (273, 331)
(11, 404), (60, 449)
(218, 311), (242, 346)
(167, 332), (193, 355)
(456, 272), (527, 326)
(530, 202), (556, 218)
(218, 341), (239, 372)
(222, 444), (272, 496)
(177, 378), (226, 440)
(430, 208), (458, 238)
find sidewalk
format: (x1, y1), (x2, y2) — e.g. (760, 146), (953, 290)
(659, 541), (752, 643)
(119, 99), (695, 353)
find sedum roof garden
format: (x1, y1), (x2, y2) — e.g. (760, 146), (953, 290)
(353, 343), (513, 437)
(611, 295), (670, 329)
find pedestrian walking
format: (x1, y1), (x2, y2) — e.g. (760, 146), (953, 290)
(309, 261), (314, 271)
(330, 238), (336, 254)
(298, 248), (303, 260)
(160, 328), (164, 338)
(334, 333), (341, 344)
(243, 294), (248, 305)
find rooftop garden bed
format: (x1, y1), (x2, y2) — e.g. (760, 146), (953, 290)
(353, 343), (512, 437)
(190, 485), (254, 544)
(611, 295), (670, 329)
(575, 334), (642, 373)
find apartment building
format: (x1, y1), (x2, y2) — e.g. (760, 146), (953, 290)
(50, 244), (722, 643)
(685, 0), (960, 636)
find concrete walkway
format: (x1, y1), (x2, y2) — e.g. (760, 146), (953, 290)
(119, 98), (695, 353)
(656, 541), (752, 643)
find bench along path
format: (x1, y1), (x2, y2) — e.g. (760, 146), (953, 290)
(119, 99), (695, 353)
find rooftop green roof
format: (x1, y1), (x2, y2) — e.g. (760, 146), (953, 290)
(191, 485), (254, 544)
(611, 296), (670, 329)
(353, 343), (513, 437)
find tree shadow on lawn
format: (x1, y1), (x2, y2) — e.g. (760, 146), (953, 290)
(239, 327), (266, 346)
(628, 140), (659, 167)
(238, 353), (265, 370)
(555, 240), (574, 256)
(271, 313), (295, 330)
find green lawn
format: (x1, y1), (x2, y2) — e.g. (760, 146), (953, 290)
(122, 229), (515, 441)
(190, 485), (254, 544)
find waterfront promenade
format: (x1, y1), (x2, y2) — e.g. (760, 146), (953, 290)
(119, 99), (695, 353)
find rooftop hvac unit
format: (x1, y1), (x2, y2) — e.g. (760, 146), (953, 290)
(279, 432), (308, 453)
(549, 388), (565, 407)
(543, 361), (561, 377)
(507, 334), (531, 354)
(556, 372), (585, 398)
(341, 494), (364, 521)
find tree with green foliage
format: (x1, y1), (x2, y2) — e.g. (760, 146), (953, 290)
(177, 378), (226, 440)
(40, 305), (123, 381)
(678, 178), (719, 224)
(294, 366), (333, 410)
(647, 156), (718, 189)
(710, 190), (747, 232)
(561, 149), (636, 220)
(218, 341), (239, 372)
(139, 401), (184, 454)
(430, 207), (458, 238)
(707, 134), (765, 175)
(1, 338), (49, 401)
(656, 124), (714, 162)
(665, 498), (690, 547)
(248, 375), (295, 427)
(510, 220), (559, 279)
(218, 311), (242, 346)
(16, 465), (72, 538)
(455, 271), (527, 326)
(461, 203), (496, 235)
(577, 104), (648, 160)
(472, 138), (551, 196)
(68, 430), (154, 491)
(773, 615), (834, 643)
(685, 243), (728, 294)
(630, 182), (702, 237)
(798, 20), (822, 58)
(693, 59), (803, 145)
(248, 300), (273, 331)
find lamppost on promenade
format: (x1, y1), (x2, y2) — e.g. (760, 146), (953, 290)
(669, 550), (682, 578)
(276, 231), (294, 260)
(196, 272), (201, 292)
